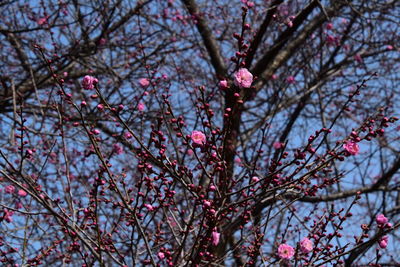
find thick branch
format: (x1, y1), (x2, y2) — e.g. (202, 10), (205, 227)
(181, 0), (226, 77)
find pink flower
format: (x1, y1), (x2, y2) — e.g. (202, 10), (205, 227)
(158, 252), (165, 260)
(300, 238), (313, 254)
(326, 23), (334, 30)
(286, 76), (296, 84)
(18, 190), (27, 197)
(3, 209), (14, 223)
(138, 102), (145, 111)
(251, 176), (259, 183)
(273, 142), (283, 149)
(82, 75), (98, 90)
(124, 132), (133, 139)
(139, 78), (150, 88)
(234, 68), (253, 88)
(278, 244), (295, 260)
(5, 185), (15, 194)
(191, 130), (206, 145)
(37, 17), (47, 25)
(378, 236), (388, 249)
(144, 204), (155, 211)
(343, 141), (359, 155)
(212, 230), (220, 246)
(376, 214), (388, 225)
(112, 144), (123, 155)
(219, 80), (229, 90)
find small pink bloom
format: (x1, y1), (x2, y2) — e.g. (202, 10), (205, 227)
(219, 80), (229, 90)
(191, 130), (206, 145)
(124, 132), (133, 139)
(251, 176), (259, 183)
(18, 190), (27, 197)
(273, 142), (283, 149)
(246, 1), (254, 8)
(5, 185), (15, 194)
(286, 76), (296, 84)
(343, 141), (359, 155)
(158, 252), (165, 260)
(203, 200), (211, 207)
(3, 209), (14, 223)
(376, 214), (388, 225)
(378, 236), (388, 249)
(138, 102), (145, 111)
(278, 243), (295, 260)
(300, 238), (313, 254)
(234, 68), (253, 88)
(112, 144), (123, 155)
(386, 45), (393, 50)
(326, 23), (334, 30)
(144, 204), (154, 211)
(37, 17), (47, 25)
(98, 38), (107, 46)
(139, 78), (150, 88)
(212, 230), (220, 246)
(92, 129), (100, 135)
(271, 74), (278, 80)
(82, 75), (98, 90)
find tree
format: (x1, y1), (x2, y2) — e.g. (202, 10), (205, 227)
(0, 0), (399, 266)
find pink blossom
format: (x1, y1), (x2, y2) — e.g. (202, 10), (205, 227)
(5, 185), (15, 194)
(139, 78), (150, 88)
(158, 252), (165, 260)
(300, 238), (313, 253)
(3, 209), (14, 223)
(343, 141), (359, 155)
(378, 236), (388, 249)
(386, 45), (393, 50)
(246, 1), (254, 8)
(18, 190), (27, 197)
(82, 75), (98, 90)
(138, 102), (145, 111)
(278, 243), (295, 260)
(376, 214), (388, 225)
(212, 230), (220, 246)
(203, 200), (211, 207)
(37, 17), (47, 25)
(234, 68), (253, 88)
(112, 144), (123, 155)
(273, 142), (283, 149)
(219, 80), (228, 90)
(326, 23), (334, 30)
(98, 38), (107, 46)
(124, 132), (133, 139)
(251, 176), (259, 183)
(144, 204), (155, 211)
(191, 130), (206, 145)
(286, 76), (296, 84)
